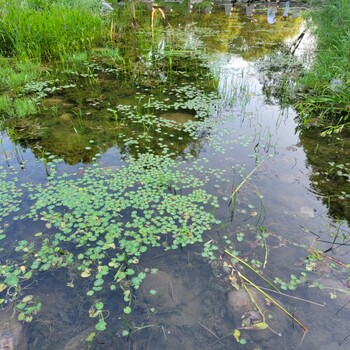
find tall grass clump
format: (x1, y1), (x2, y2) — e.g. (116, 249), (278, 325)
(0, 96), (12, 114)
(11, 98), (38, 118)
(0, 96), (38, 118)
(0, 0), (107, 61)
(296, 0), (350, 127)
(0, 58), (41, 93)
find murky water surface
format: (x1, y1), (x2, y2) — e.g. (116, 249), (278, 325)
(1, 2), (350, 350)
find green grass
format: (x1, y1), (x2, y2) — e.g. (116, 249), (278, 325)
(0, 58), (41, 93)
(0, 96), (11, 111)
(0, 96), (38, 119)
(296, 0), (350, 127)
(0, 57), (41, 118)
(0, 0), (149, 92)
(0, 0), (110, 118)
(0, 0), (106, 61)
(11, 98), (38, 118)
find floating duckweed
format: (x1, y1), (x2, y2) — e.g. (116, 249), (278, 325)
(0, 153), (219, 330)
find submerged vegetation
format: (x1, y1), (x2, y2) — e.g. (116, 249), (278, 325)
(296, 0), (350, 130)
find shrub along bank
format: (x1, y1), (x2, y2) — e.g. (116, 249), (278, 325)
(296, 0), (350, 132)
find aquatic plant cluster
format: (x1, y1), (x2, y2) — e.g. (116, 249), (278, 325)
(108, 83), (219, 156)
(0, 153), (220, 328)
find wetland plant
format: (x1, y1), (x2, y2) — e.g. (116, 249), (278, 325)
(0, 0), (106, 61)
(0, 96), (38, 118)
(0, 59), (41, 93)
(0, 154), (220, 332)
(297, 0), (350, 129)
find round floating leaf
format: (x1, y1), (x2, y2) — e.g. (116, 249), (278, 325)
(121, 330), (129, 337)
(94, 279), (104, 287)
(22, 295), (34, 303)
(123, 306), (132, 314)
(95, 302), (104, 310)
(95, 319), (106, 331)
(5, 275), (19, 287)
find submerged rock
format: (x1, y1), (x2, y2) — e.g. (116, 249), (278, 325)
(0, 308), (27, 350)
(227, 287), (289, 341)
(158, 112), (194, 125)
(138, 270), (202, 326)
(63, 326), (95, 350)
(227, 287), (260, 319)
(58, 113), (73, 122)
(139, 270), (186, 308)
(101, 1), (113, 14)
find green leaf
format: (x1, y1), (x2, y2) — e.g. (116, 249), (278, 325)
(22, 295), (34, 303)
(245, 321), (269, 330)
(95, 320), (106, 331)
(123, 306), (132, 314)
(23, 271), (33, 280)
(5, 275), (19, 287)
(125, 268), (135, 276)
(95, 302), (104, 310)
(25, 316), (33, 322)
(85, 332), (96, 343)
(94, 279), (104, 287)
(233, 329), (240, 342)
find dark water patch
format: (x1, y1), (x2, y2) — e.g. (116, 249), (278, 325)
(299, 125), (350, 224)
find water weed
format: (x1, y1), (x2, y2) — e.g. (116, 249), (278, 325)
(0, 154), (219, 331)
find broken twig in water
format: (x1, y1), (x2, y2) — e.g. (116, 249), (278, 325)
(256, 285), (325, 307)
(239, 273), (308, 337)
(225, 250), (279, 292)
(197, 321), (219, 339)
(225, 250), (308, 345)
(230, 159), (267, 201)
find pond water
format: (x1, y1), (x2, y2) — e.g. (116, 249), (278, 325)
(1, 1), (350, 350)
